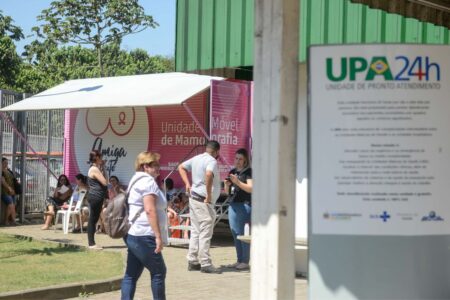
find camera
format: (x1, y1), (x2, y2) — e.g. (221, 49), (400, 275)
(225, 176), (231, 181)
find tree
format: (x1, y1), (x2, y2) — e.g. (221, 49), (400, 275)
(14, 64), (49, 94)
(100, 44), (174, 76)
(0, 11), (24, 41)
(0, 10), (24, 90)
(18, 44), (99, 93)
(19, 42), (174, 93)
(0, 37), (22, 90)
(33, 0), (158, 77)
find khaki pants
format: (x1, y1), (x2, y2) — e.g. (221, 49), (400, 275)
(187, 198), (216, 267)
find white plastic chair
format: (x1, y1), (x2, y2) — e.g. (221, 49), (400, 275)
(53, 190), (86, 234)
(53, 193), (75, 233)
(65, 191), (87, 234)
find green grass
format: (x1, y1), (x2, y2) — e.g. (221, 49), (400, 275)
(0, 233), (123, 293)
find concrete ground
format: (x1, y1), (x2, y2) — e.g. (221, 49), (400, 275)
(0, 223), (307, 299)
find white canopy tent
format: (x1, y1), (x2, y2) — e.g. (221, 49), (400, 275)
(0, 72), (223, 111)
(0, 72), (222, 198)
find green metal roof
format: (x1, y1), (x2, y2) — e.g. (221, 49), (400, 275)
(175, 0), (450, 72)
(350, 0), (450, 28)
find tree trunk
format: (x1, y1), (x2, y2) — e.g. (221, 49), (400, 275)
(97, 45), (103, 77)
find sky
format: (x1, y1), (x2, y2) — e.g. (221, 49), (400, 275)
(0, 0), (176, 57)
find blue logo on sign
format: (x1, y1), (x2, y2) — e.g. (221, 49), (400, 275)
(421, 211), (444, 221)
(380, 211), (390, 222)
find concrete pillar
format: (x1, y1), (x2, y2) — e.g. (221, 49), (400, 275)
(251, 0), (299, 299)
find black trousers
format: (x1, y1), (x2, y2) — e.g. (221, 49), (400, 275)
(87, 196), (104, 246)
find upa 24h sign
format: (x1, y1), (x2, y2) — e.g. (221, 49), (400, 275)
(309, 44), (449, 236)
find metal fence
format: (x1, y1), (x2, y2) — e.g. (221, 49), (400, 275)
(0, 89), (64, 222)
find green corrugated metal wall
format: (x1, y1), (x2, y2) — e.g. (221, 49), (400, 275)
(176, 0), (254, 71)
(175, 0), (450, 72)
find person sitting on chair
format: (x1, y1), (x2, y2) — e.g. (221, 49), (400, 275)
(108, 175), (125, 199)
(96, 175), (125, 234)
(164, 178), (182, 238)
(42, 174), (73, 230)
(168, 193), (190, 239)
(163, 178), (181, 201)
(71, 173), (89, 233)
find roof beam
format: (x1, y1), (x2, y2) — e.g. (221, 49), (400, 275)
(351, 0), (450, 29)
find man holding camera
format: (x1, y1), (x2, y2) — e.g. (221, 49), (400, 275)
(178, 140), (222, 274)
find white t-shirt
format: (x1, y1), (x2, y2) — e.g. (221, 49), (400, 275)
(182, 152), (221, 204)
(127, 172), (168, 244)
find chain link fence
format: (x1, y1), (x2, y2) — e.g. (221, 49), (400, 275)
(0, 89), (64, 223)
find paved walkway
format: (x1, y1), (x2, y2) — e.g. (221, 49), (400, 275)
(0, 224), (307, 299)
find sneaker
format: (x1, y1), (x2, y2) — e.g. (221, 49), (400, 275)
(188, 262), (201, 271)
(235, 263), (250, 270)
(224, 262), (240, 268)
(201, 265), (222, 274)
(88, 245), (103, 250)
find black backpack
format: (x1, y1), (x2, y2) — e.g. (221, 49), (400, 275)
(102, 176), (146, 239)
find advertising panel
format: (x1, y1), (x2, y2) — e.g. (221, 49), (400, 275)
(148, 92), (208, 186)
(309, 45), (450, 235)
(64, 91), (209, 187)
(210, 80), (252, 178)
(65, 107), (150, 185)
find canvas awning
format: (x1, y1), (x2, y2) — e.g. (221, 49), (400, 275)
(0, 72), (223, 111)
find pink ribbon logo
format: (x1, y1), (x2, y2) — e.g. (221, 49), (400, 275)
(85, 108), (136, 137)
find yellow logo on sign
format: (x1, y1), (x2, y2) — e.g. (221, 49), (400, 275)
(370, 60), (389, 74)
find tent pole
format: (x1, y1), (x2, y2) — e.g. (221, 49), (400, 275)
(182, 102), (232, 167)
(182, 102), (210, 139)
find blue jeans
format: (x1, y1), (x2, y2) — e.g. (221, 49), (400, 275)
(228, 202), (251, 264)
(1, 194), (14, 205)
(121, 235), (166, 300)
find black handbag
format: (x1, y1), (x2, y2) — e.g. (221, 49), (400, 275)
(12, 177), (22, 195)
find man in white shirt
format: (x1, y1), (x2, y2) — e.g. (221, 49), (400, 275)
(178, 140), (222, 274)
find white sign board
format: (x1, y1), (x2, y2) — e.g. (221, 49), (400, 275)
(309, 44), (450, 235)
(66, 107), (150, 184)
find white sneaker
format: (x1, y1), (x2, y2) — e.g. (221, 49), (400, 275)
(88, 245), (103, 250)
(235, 263), (250, 270)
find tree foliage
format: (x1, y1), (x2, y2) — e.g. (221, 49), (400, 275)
(0, 11), (24, 41)
(18, 43), (174, 93)
(0, 4), (174, 95)
(101, 45), (174, 76)
(33, 0), (158, 76)
(0, 11), (24, 90)
(0, 37), (22, 90)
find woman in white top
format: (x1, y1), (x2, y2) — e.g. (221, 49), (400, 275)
(121, 151), (168, 300)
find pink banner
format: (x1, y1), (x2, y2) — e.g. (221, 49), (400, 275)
(64, 107), (151, 186)
(64, 91), (209, 189)
(148, 91), (208, 187)
(64, 83), (252, 189)
(210, 80), (252, 179)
